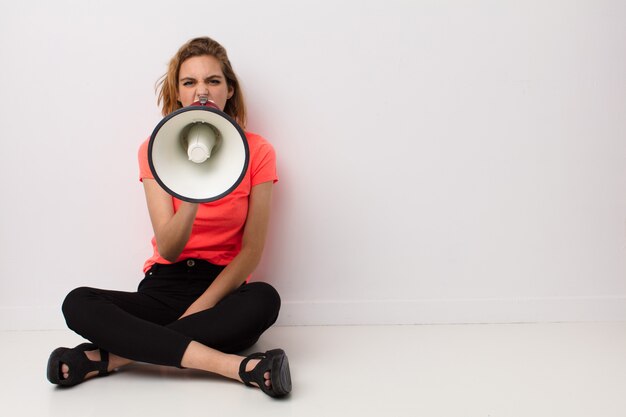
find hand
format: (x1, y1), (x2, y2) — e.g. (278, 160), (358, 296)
(178, 300), (214, 320)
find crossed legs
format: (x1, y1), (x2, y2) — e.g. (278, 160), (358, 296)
(56, 281), (280, 389)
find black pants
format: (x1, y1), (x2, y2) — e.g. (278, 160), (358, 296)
(62, 259), (281, 367)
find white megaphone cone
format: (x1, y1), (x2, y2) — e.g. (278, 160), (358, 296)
(148, 100), (249, 203)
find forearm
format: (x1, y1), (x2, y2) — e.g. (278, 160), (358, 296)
(143, 179), (199, 262)
(179, 181), (273, 318)
(155, 202), (198, 262)
(184, 246), (262, 313)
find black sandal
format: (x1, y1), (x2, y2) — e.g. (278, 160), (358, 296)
(239, 349), (292, 398)
(47, 343), (110, 387)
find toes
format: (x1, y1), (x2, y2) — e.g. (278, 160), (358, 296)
(61, 363), (69, 380)
(264, 371), (271, 387)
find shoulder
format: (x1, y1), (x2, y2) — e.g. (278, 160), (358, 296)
(245, 132), (276, 163)
(245, 132), (275, 154)
(244, 132), (278, 184)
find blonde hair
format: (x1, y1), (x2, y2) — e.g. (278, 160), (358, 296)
(156, 37), (247, 128)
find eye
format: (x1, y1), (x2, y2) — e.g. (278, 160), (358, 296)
(181, 79), (195, 87)
(208, 79), (221, 85)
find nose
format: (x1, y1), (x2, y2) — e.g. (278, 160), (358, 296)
(196, 83), (209, 100)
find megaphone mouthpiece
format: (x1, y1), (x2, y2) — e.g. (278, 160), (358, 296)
(195, 97), (218, 109)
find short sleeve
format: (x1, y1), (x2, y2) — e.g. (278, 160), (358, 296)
(249, 137), (278, 186)
(138, 139), (154, 182)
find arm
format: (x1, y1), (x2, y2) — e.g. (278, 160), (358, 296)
(179, 180), (274, 318)
(143, 178), (199, 263)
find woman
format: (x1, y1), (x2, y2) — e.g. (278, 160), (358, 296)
(46, 37), (292, 398)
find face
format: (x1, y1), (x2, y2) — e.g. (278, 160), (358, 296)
(177, 55), (234, 110)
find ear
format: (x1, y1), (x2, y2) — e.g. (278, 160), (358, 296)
(227, 85), (234, 100)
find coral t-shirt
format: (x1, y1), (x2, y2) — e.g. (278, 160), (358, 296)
(138, 132), (278, 272)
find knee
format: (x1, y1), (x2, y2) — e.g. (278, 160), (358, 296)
(61, 286), (95, 329)
(254, 281), (281, 310)
(246, 282), (281, 322)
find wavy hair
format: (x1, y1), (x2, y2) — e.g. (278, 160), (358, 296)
(156, 37), (247, 128)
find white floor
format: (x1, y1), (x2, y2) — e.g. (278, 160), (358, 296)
(2, 322), (625, 417)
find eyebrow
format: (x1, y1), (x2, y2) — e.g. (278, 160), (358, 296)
(179, 74), (225, 81)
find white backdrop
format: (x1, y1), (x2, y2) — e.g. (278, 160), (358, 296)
(1, 0), (625, 329)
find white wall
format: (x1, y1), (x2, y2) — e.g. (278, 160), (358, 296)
(1, 0), (625, 329)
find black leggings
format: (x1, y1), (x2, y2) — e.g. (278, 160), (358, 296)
(61, 259), (281, 367)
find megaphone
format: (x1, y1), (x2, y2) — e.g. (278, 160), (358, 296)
(148, 99), (249, 203)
